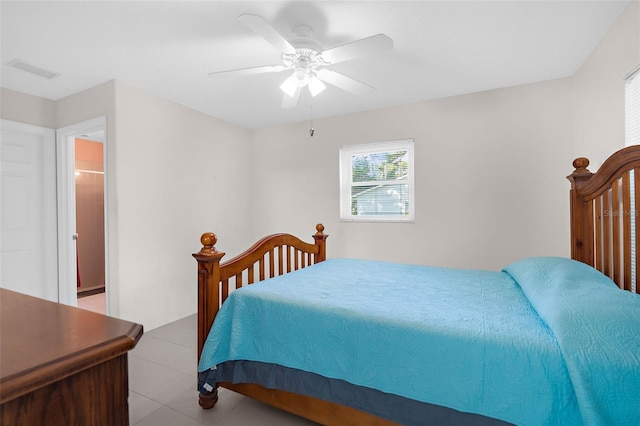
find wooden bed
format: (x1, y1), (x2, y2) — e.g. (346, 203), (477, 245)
(193, 146), (640, 425)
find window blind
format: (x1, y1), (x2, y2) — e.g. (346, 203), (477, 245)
(625, 65), (640, 293)
(626, 65), (640, 146)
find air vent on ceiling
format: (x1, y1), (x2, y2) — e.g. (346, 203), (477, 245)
(6, 59), (60, 79)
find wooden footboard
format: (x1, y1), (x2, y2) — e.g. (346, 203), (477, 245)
(192, 225), (399, 424)
(192, 224), (328, 360)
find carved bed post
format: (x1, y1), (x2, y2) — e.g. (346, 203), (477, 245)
(567, 158), (594, 265)
(192, 233), (225, 360)
(313, 224), (328, 263)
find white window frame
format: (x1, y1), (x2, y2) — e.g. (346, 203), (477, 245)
(339, 139), (415, 222)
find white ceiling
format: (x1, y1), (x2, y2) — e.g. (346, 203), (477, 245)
(0, 1), (631, 129)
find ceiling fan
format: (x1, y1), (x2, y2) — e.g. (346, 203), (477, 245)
(209, 14), (393, 108)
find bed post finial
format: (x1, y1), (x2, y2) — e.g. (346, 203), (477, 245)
(572, 157), (591, 175)
(199, 232), (218, 253)
(193, 233), (226, 361)
(313, 224), (328, 263)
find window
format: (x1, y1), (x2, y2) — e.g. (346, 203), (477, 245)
(339, 139), (414, 222)
(626, 66), (640, 293)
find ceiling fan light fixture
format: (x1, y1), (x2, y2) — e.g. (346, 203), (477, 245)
(280, 74), (298, 97)
(308, 75), (326, 97)
(294, 71), (309, 87)
(293, 68), (310, 87)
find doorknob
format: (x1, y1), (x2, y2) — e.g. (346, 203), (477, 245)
(73, 233), (79, 240)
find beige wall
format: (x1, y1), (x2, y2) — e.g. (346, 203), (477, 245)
(572, 0), (640, 167)
(0, 87), (57, 128)
(249, 1), (640, 271)
(111, 82), (252, 329)
(1, 81), (253, 330)
(251, 78), (574, 271)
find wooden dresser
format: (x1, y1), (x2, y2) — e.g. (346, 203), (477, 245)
(0, 289), (143, 425)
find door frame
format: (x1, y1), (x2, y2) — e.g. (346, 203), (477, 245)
(56, 116), (108, 311)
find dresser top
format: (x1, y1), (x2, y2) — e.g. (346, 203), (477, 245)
(0, 288), (143, 403)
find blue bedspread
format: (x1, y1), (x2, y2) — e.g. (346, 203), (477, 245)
(198, 257), (640, 425)
(504, 257), (640, 425)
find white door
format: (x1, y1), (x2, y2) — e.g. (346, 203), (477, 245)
(0, 120), (58, 301)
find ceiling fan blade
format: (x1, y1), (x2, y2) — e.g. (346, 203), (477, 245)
(321, 34), (393, 65)
(208, 64), (285, 77)
(238, 14), (296, 55)
(317, 69), (376, 96)
(281, 87), (301, 109)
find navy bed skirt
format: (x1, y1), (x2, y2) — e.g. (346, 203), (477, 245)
(199, 360), (511, 426)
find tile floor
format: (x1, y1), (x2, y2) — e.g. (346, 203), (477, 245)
(78, 294), (317, 425)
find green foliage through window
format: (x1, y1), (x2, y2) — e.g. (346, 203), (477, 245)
(351, 151), (408, 182)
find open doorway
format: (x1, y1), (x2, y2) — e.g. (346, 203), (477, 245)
(56, 116), (108, 314)
(75, 135), (106, 313)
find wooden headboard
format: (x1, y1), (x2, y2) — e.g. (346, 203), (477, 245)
(568, 145), (640, 294)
